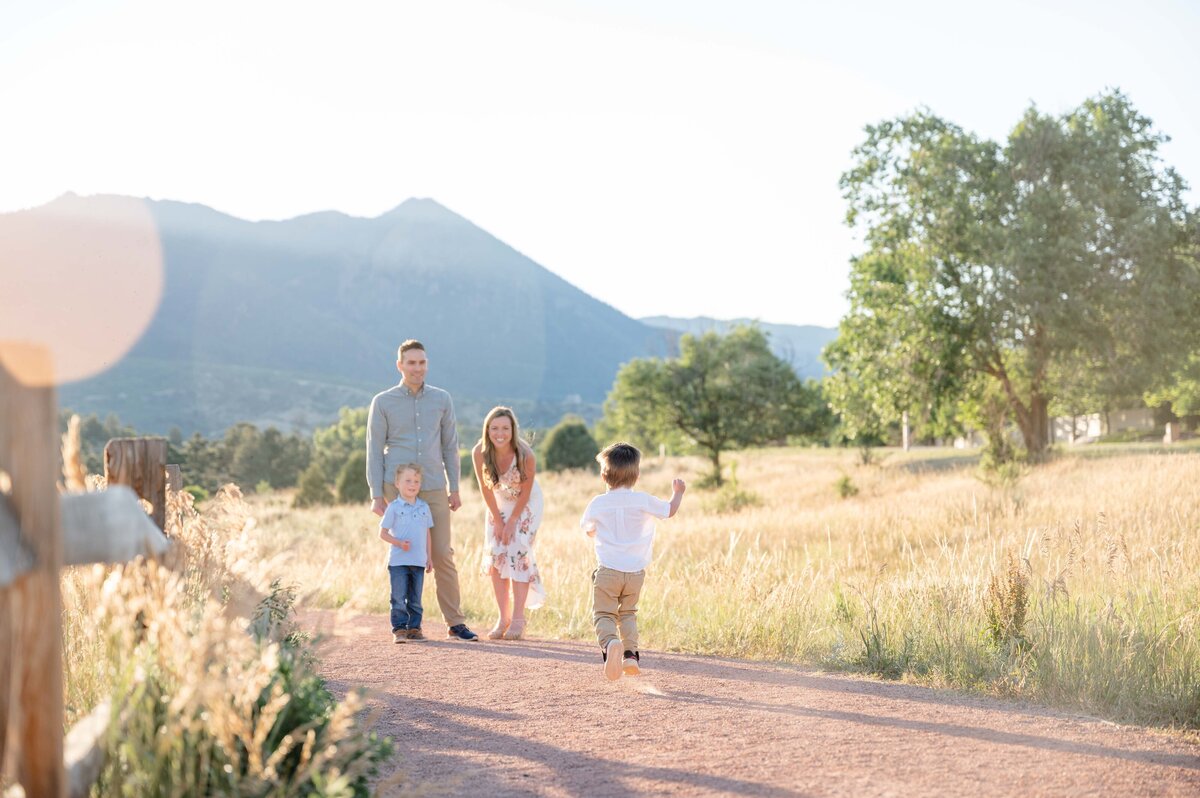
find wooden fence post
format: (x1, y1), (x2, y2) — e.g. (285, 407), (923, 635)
(165, 464), (182, 493)
(104, 438), (168, 531)
(0, 344), (65, 797)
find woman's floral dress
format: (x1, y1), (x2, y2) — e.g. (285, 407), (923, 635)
(480, 458), (546, 609)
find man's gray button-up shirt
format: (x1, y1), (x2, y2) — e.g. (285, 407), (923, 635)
(366, 382), (460, 498)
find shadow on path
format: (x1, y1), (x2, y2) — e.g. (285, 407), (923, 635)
(459, 638), (1101, 724)
(643, 688), (1200, 771)
(325, 686), (810, 798)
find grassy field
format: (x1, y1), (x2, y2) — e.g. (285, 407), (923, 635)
(252, 443), (1200, 730)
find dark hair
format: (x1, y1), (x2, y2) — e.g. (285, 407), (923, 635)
(597, 442), (640, 488)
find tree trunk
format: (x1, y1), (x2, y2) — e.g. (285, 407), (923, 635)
(1026, 329), (1050, 458)
(1025, 393), (1050, 457)
(991, 364), (1049, 458)
(707, 448), (723, 486)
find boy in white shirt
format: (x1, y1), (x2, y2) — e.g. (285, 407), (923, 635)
(579, 442), (685, 681)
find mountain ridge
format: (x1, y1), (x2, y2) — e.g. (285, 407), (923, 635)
(5, 194), (673, 433)
(640, 315), (836, 380)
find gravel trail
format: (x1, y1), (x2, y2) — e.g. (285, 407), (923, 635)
(306, 612), (1200, 797)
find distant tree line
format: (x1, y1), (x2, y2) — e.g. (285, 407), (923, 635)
(61, 412), (314, 498)
(66, 324), (840, 502)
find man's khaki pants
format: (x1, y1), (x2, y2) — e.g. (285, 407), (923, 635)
(592, 566), (645, 652)
(384, 485), (466, 628)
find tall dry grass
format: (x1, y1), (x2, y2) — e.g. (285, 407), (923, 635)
(254, 445), (1200, 729)
(58, 419), (390, 797)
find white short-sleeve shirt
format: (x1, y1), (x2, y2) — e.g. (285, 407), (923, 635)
(579, 488), (672, 572)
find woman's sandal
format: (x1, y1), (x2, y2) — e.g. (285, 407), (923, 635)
(487, 620), (509, 640)
(503, 618), (526, 640)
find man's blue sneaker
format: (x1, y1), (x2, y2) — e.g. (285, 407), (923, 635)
(447, 624), (479, 641)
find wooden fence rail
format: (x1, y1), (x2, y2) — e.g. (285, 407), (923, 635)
(0, 347), (170, 797)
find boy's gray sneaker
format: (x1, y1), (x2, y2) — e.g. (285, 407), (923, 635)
(603, 639), (623, 681)
(622, 650), (640, 676)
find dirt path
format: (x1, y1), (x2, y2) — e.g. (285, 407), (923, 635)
(306, 613), (1200, 797)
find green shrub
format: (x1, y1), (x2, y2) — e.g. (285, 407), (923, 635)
(835, 474), (859, 499)
(183, 484), (209, 503)
(540, 416), (600, 472)
(336, 451), (370, 505)
(293, 463), (334, 508)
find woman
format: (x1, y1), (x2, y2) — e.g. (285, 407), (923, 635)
(471, 406), (546, 639)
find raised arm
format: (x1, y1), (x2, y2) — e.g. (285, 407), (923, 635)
(666, 478), (686, 518)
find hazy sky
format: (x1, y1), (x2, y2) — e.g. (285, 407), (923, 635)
(2, 0), (1197, 327)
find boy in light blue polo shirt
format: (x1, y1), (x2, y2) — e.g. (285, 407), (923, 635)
(380, 464), (434, 643)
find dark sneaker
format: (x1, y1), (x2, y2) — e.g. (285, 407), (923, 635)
(603, 639), (623, 681)
(622, 650), (640, 676)
(407, 628), (427, 642)
(447, 624), (479, 642)
(392, 629), (407, 644)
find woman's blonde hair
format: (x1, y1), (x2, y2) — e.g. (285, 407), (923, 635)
(479, 406), (529, 488)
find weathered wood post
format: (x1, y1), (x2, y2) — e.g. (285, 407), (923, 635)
(0, 343), (65, 798)
(1164, 421), (1181, 445)
(104, 438), (168, 530)
(901, 411), (910, 452)
(165, 464), (182, 493)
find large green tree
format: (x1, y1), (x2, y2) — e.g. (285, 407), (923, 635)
(601, 325), (824, 484)
(828, 91), (1199, 455)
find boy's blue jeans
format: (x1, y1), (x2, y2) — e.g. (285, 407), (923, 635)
(388, 565), (425, 631)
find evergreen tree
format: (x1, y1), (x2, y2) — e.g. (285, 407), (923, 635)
(540, 417), (600, 472)
(293, 462), (334, 508)
(336, 451), (371, 504)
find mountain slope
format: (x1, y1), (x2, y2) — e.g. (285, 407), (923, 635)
(9, 194), (675, 433)
(640, 316), (837, 380)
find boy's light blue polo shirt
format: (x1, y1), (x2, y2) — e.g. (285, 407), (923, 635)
(380, 496), (433, 567)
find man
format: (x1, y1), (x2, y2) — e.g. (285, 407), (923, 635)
(368, 339), (478, 641)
